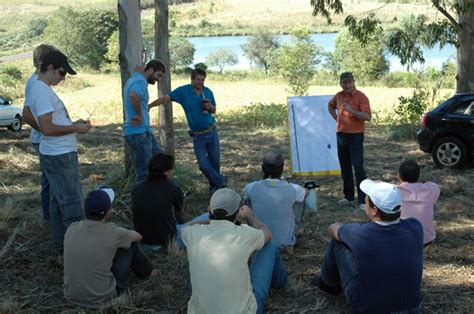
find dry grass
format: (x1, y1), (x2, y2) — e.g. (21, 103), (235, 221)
(0, 72), (471, 312)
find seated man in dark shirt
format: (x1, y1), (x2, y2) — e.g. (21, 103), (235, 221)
(312, 179), (424, 313)
(132, 153), (185, 249)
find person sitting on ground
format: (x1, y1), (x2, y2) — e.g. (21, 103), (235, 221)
(182, 188), (288, 314)
(398, 159), (440, 245)
(311, 179), (423, 313)
(63, 187), (153, 308)
(132, 153), (186, 249)
(243, 151), (307, 249)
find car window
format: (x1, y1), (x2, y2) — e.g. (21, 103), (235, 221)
(450, 99), (474, 116)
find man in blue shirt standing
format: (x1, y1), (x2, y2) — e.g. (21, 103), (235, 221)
(155, 68), (225, 194)
(312, 179), (423, 313)
(123, 60), (166, 184)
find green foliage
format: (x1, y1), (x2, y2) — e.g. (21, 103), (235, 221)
(333, 28), (389, 83)
(270, 27), (322, 95)
(206, 48), (238, 73)
(344, 13), (382, 45)
(194, 62), (208, 71)
(44, 6), (118, 70)
(142, 19), (155, 64)
(169, 37), (196, 72)
(387, 89), (429, 140)
(242, 29), (279, 74)
(0, 65), (22, 80)
(0, 65), (25, 101)
(27, 18), (48, 38)
(104, 30), (119, 71)
(386, 15), (427, 71)
(216, 103), (288, 127)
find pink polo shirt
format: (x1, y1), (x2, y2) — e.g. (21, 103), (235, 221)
(398, 182), (440, 244)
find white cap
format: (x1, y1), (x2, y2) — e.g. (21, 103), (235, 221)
(360, 179), (402, 214)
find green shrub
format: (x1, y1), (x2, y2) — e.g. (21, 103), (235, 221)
(0, 65), (22, 80)
(389, 89), (429, 140)
(27, 18), (48, 38)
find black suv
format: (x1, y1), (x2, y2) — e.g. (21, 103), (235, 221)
(417, 93), (474, 168)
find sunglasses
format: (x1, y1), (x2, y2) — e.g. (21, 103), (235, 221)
(58, 69), (67, 77)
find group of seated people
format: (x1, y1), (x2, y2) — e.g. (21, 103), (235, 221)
(62, 151), (439, 313)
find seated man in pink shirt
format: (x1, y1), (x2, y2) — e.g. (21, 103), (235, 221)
(397, 159), (440, 245)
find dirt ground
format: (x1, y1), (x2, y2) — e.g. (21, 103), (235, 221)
(0, 121), (473, 313)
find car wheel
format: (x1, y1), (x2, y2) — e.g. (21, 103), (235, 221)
(432, 136), (468, 169)
(8, 115), (22, 132)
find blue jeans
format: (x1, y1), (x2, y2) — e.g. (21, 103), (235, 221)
(192, 128), (225, 192)
(40, 152), (84, 256)
(250, 242), (288, 314)
(32, 143), (50, 222)
(320, 240), (359, 308)
(112, 242), (153, 291)
(337, 133), (367, 205)
(125, 132), (161, 184)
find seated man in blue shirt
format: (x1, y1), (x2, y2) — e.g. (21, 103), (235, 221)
(312, 179), (423, 314)
(154, 68), (226, 194)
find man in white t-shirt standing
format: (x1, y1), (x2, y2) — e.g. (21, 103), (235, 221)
(182, 188), (288, 314)
(28, 50), (92, 262)
(23, 44), (57, 224)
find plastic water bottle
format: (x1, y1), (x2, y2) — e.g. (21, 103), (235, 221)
(304, 180), (319, 212)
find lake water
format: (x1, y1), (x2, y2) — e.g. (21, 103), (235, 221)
(187, 33), (456, 72)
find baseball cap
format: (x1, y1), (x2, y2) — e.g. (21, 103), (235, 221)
(209, 188), (241, 216)
(262, 151), (284, 167)
(360, 179), (402, 214)
(339, 72), (354, 82)
(84, 187), (115, 216)
(41, 50), (77, 75)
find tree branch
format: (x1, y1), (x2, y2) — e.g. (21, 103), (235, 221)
(432, 1), (461, 29)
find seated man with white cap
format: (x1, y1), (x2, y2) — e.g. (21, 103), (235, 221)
(312, 179), (423, 314)
(182, 188), (288, 314)
(63, 187), (153, 308)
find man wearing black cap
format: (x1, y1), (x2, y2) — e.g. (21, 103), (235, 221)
(312, 179), (423, 313)
(328, 72), (371, 210)
(28, 50), (92, 261)
(64, 187), (153, 308)
(182, 188), (288, 314)
(243, 151), (307, 249)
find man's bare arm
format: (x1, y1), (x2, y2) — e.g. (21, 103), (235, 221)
(149, 95), (171, 110)
(238, 205), (272, 243)
(38, 113), (91, 136)
(328, 103), (337, 120)
(22, 107), (40, 131)
(342, 103), (371, 121)
(328, 222), (344, 241)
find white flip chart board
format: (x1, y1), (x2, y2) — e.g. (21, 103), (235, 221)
(288, 95), (340, 176)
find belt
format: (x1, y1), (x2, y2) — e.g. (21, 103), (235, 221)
(192, 123), (216, 135)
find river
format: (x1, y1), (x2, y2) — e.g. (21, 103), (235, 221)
(187, 33), (455, 72)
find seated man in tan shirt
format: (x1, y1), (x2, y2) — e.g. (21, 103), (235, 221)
(63, 187), (153, 308)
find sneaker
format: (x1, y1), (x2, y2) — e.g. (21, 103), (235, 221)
(359, 204), (365, 210)
(310, 276), (342, 296)
(338, 198), (354, 205)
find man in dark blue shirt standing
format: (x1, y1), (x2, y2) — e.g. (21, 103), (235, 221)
(155, 68), (226, 194)
(312, 179), (423, 313)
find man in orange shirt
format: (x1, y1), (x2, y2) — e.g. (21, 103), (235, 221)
(328, 72), (371, 209)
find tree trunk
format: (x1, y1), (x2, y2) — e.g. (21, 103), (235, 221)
(456, 2), (474, 93)
(118, 0), (143, 176)
(155, 0), (175, 156)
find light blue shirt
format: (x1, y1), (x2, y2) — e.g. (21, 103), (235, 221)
(123, 72), (151, 136)
(169, 84), (216, 132)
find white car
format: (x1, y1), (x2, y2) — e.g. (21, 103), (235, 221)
(0, 96), (22, 131)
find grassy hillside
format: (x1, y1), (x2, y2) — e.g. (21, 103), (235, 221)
(0, 0), (443, 56)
